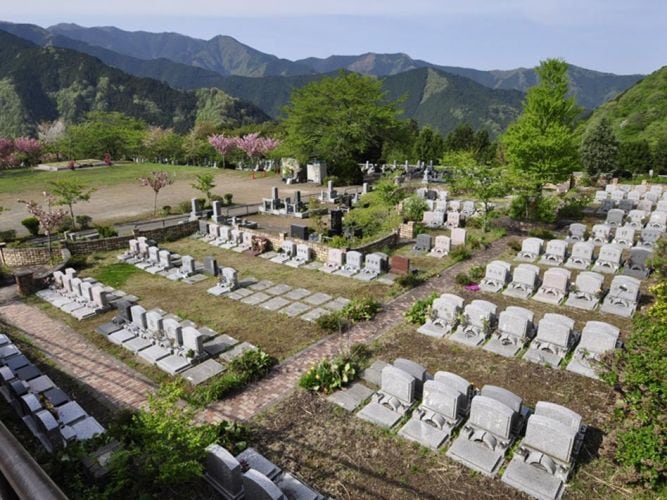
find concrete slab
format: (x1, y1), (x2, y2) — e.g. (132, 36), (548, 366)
(203, 335), (238, 356)
(279, 302), (312, 317)
(303, 292), (333, 306)
(327, 383), (374, 411)
(182, 359), (225, 385)
(284, 288), (312, 301)
(241, 292), (271, 306)
(219, 342), (257, 363)
(300, 307), (329, 322)
(225, 288), (254, 300)
(138, 345), (171, 364)
(123, 337), (153, 354)
(261, 296), (291, 311)
(249, 280), (274, 291)
(323, 297), (351, 312)
(157, 355), (192, 376)
(362, 360), (389, 386)
(265, 284), (293, 296)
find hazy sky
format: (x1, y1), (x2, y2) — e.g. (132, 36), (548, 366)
(3, 0), (665, 74)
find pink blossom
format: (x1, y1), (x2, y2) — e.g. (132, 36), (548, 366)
(18, 193), (68, 235)
(14, 137), (42, 155)
(208, 134), (238, 156)
(235, 133), (281, 159)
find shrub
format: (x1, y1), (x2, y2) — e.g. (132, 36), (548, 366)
(0, 229), (16, 242)
(223, 193), (234, 206)
(177, 200), (192, 214)
(298, 346), (370, 394)
(465, 216), (483, 229)
(316, 311), (346, 332)
(507, 238), (522, 252)
(322, 176), (341, 187)
(394, 273), (425, 289)
(401, 195), (429, 222)
(528, 227), (556, 240)
(404, 292), (437, 324)
(21, 216), (40, 236)
(341, 297), (381, 321)
(455, 272), (473, 286)
(468, 265), (485, 281)
(229, 348), (275, 378)
(558, 192), (592, 220)
(95, 225), (119, 238)
(450, 247), (471, 262)
(327, 235), (349, 248)
(75, 215), (92, 230)
(510, 194), (560, 223)
(161, 205), (172, 216)
(66, 255), (89, 270)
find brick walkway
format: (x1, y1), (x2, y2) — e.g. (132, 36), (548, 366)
(0, 297), (155, 412)
(199, 237), (510, 423)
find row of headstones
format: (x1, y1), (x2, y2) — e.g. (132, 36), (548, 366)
(413, 230), (467, 257)
(594, 183), (665, 206)
(35, 268), (117, 321)
(354, 358), (585, 500)
(95, 300), (219, 377)
(200, 222), (264, 255)
(484, 260), (640, 317)
(567, 222), (663, 250)
(259, 186), (306, 215)
(517, 237), (653, 279)
(204, 445), (323, 500)
(418, 293), (621, 376)
(318, 246), (390, 281)
(422, 209), (466, 228)
(0, 333), (105, 453)
(601, 207), (667, 230)
(119, 238), (207, 284)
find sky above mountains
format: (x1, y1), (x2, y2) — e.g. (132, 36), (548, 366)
(5, 0), (665, 74)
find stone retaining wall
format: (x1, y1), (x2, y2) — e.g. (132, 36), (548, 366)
(1, 246), (60, 267)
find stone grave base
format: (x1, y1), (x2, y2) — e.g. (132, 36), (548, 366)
(326, 383), (373, 411)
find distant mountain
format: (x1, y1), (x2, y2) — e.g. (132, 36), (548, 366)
(48, 23), (314, 77)
(0, 30), (268, 136)
(1, 21), (642, 110)
(583, 66), (667, 146)
(296, 55), (644, 109)
(211, 68), (524, 136)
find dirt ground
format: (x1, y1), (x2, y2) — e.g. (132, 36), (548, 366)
(0, 169), (324, 234)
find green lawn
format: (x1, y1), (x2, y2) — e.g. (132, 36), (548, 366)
(0, 163), (246, 195)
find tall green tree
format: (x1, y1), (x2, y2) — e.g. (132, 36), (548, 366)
(412, 127), (444, 164)
(654, 137), (667, 175)
(619, 140), (654, 175)
(580, 118), (619, 176)
(66, 112), (146, 160)
(49, 180), (95, 229)
(282, 72), (400, 182)
(502, 59), (581, 200)
(444, 150), (507, 232)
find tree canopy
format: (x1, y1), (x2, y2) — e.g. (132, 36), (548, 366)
(282, 71), (400, 179)
(502, 59), (581, 193)
(580, 117), (619, 176)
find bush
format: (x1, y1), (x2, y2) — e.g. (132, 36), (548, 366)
(510, 194), (560, 223)
(66, 255), (89, 270)
(558, 192), (592, 220)
(57, 217), (75, 233)
(341, 297), (381, 321)
(316, 311), (346, 332)
(468, 265), (485, 281)
(223, 193), (234, 206)
(95, 225), (119, 238)
(528, 227), (556, 240)
(75, 215), (92, 230)
(404, 292), (437, 324)
(322, 176), (341, 187)
(450, 247), (471, 262)
(466, 234), (489, 250)
(298, 345), (371, 394)
(465, 216), (483, 229)
(401, 195), (429, 222)
(394, 272), (425, 289)
(177, 200), (192, 214)
(161, 206), (172, 216)
(0, 229), (16, 242)
(21, 216), (40, 236)
(455, 272), (473, 286)
(229, 348), (275, 378)
(507, 238), (522, 252)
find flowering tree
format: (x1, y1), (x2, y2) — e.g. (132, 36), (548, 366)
(235, 133), (281, 168)
(208, 134), (238, 167)
(139, 171), (175, 216)
(18, 193), (68, 256)
(14, 137), (43, 166)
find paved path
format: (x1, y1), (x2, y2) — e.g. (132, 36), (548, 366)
(0, 296), (156, 412)
(199, 237), (510, 423)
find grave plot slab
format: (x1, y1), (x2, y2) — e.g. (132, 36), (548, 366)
(50, 296), (74, 309)
(357, 402), (403, 428)
(303, 292), (333, 306)
(182, 274), (207, 285)
(95, 322), (123, 336)
(327, 383), (374, 411)
(265, 284), (293, 296)
(241, 292), (271, 306)
(446, 437), (506, 477)
(182, 359), (225, 386)
(323, 297), (351, 312)
(203, 335), (238, 356)
(236, 448), (282, 480)
(123, 337), (153, 354)
(302, 262), (322, 271)
(70, 417), (105, 440)
(219, 342), (257, 363)
(377, 274), (397, 285)
(238, 277), (258, 288)
(284, 288), (312, 301)
(362, 360), (389, 386)
(108, 329), (136, 346)
(225, 288), (254, 300)
(261, 296), (291, 311)
(259, 251), (279, 260)
(61, 302), (85, 314)
(398, 419), (452, 450)
(138, 345), (171, 364)
(249, 280), (274, 291)
(502, 458), (565, 500)
(71, 306), (97, 321)
(276, 472), (323, 500)
(157, 355), (191, 376)
(28, 375), (55, 394)
(300, 307), (329, 322)
(279, 302), (311, 317)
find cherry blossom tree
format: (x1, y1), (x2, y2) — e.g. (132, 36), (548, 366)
(14, 137), (43, 166)
(208, 134), (238, 168)
(139, 171), (175, 216)
(235, 133), (281, 168)
(18, 192), (68, 257)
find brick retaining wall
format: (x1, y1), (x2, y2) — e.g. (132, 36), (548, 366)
(1, 246), (63, 267)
